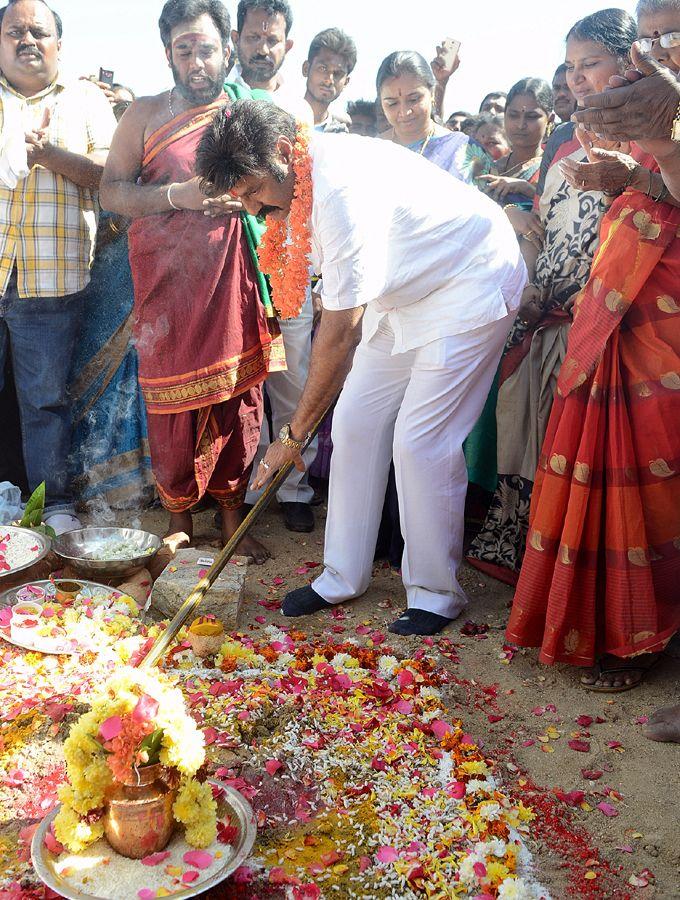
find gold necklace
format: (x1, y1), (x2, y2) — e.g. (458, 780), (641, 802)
(419, 126), (436, 156)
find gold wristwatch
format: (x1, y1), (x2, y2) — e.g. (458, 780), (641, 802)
(672, 98), (680, 142)
(279, 424), (308, 450)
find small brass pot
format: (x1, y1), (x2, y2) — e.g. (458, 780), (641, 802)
(53, 580), (84, 603)
(103, 764), (177, 859)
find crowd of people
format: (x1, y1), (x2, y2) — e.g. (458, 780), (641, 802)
(0, 0), (678, 741)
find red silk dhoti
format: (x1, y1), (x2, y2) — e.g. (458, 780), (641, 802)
(127, 100), (285, 512)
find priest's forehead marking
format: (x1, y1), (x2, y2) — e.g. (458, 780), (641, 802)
(172, 31), (220, 48)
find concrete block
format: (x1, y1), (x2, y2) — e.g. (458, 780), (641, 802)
(150, 548), (248, 629)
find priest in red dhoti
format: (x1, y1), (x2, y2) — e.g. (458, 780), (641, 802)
(100, 0), (284, 560)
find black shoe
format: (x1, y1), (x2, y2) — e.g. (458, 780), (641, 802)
(282, 585), (332, 617)
(388, 609), (454, 636)
(281, 502), (315, 533)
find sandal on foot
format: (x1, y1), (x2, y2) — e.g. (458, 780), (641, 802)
(581, 654), (660, 693)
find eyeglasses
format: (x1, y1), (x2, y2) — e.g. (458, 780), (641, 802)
(638, 32), (680, 53)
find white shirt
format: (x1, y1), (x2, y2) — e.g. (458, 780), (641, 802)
(231, 64), (313, 125)
(310, 135), (527, 353)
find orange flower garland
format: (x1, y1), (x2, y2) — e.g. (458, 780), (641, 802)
(257, 124), (313, 320)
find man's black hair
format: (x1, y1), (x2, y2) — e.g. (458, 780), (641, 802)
(196, 98), (296, 195)
(158, 0), (231, 48)
(478, 91), (507, 112)
(307, 27), (357, 74)
(236, 0), (292, 36)
(0, 0), (63, 38)
(347, 99), (377, 120)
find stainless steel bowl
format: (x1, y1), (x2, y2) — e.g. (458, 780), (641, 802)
(0, 526), (51, 581)
(53, 527), (162, 578)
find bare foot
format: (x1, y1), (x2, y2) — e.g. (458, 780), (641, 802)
(220, 507), (271, 565)
(164, 511), (193, 550)
(581, 653), (660, 692)
(643, 704), (680, 743)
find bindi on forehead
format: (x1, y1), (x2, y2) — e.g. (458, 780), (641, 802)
(243, 10), (286, 37)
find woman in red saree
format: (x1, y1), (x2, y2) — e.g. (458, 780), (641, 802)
(507, 157), (680, 689)
(508, 0), (680, 691)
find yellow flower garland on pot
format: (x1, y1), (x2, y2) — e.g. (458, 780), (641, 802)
(54, 668), (216, 853)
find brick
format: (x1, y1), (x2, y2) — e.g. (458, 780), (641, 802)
(150, 548), (248, 629)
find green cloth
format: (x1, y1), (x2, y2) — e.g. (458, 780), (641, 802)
(222, 81), (275, 317)
(463, 368), (500, 494)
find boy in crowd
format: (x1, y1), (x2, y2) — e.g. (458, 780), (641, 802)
(347, 99), (377, 136)
(303, 27), (356, 132)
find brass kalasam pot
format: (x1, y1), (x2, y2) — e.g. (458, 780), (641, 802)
(103, 764), (177, 859)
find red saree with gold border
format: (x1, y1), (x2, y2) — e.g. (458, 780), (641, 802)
(508, 167), (680, 666)
(127, 100), (285, 511)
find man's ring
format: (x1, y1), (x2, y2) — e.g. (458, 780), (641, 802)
(581, 179), (587, 188)
(523, 231), (533, 239)
(261, 462), (270, 471)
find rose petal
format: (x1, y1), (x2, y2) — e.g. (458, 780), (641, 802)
(376, 846), (399, 863)
(265, 759), (283, 776)
(182, 871), (200, 884)
(44, 830), (64, 855)
(133, 694), (160, 723)
(183, 850), (213, 869)
(431, 719), (453, 740)
(233, 865), (254, 884)
(447, 781), (466, 800)
(568, 739), (590, 753)
(6, 768), (25, 786)
(138, 891), (155, 900)
(597, 802), (619, 817)
(142, 851), (172, 866)
(99, 715), (123, 741)
(45, 702), (69, 723)
(202, 726), (218, 745)
(398, 670), (414, 688)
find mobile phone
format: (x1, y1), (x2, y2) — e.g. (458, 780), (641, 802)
(444, 39), (461, 63)
(99, 67), (114, 87)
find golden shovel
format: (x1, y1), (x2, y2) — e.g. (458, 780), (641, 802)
(138, 412), (329, 669)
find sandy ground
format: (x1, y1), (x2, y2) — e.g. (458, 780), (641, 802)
(122, 497), (680, 900)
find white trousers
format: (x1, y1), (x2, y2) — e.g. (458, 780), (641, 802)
(246, 290), (318, 505)
(313, 312), (514, 618)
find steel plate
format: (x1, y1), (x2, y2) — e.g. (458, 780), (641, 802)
(31, 782), (256, 899)
(0, 526), (51, 581)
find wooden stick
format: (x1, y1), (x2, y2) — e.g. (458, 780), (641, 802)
(138, 410), (330, 669)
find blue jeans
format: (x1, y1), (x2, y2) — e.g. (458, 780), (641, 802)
(0, 271), (84, 516)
